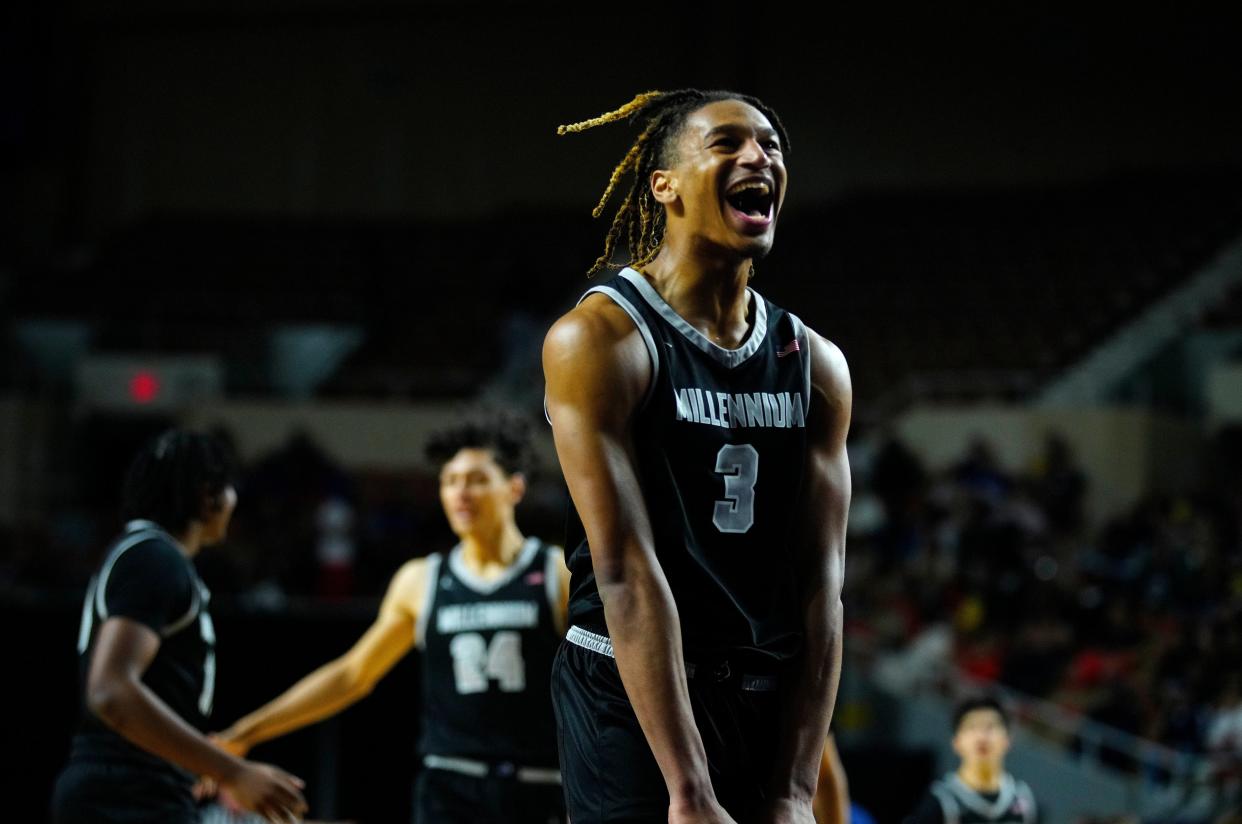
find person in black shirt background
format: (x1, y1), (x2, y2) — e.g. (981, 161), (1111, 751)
(52, 429), (308, 824)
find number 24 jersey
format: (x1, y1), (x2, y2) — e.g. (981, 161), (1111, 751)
(418, 538), (563, 767)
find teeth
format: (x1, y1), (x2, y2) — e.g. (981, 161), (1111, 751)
(727, 181), (771, 197)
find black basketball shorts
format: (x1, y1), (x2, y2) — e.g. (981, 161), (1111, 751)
(551, 633), (783, 824)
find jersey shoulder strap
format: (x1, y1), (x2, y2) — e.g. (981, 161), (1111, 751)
(413, 552), (443, 649)
(931, 778), (961, 824)
(1013, 778), (1037, 823)
(578, 274), (661, 410)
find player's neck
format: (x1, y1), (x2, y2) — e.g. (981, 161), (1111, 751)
(642, 243), (752, 344)
(459, 521), (526, 576)
(958, 762), (1003, 793)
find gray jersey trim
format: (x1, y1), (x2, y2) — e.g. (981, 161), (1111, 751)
(162, 581), (202, 638)
(1014, 779), (1038, 823)
(414, 554), (443, 650)
(448, 536), (541, 595)
(579, 284), (661, 411)
(617, 267), (769, 369)
(94, 522), (175, 622)
(946, 773), (1018, 819)
(787, 311), (813, 418)
(931, 782), (961, 824)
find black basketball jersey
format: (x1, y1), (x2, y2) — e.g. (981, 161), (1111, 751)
(69, 520), (216, 786)
(565, 267), (813, 666)
(921, 773), (1038, 824)
(417, 537), (563, 767)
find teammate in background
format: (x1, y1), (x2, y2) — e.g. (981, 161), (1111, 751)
(903, 697), (1039, 824)
(52, 429), (308, 824)
(216, 413), (570, 824)
(544, 89), (851, 823)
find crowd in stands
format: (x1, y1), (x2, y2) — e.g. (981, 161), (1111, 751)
(847, 426), (1242, 821)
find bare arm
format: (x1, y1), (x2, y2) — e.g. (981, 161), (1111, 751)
(544, 299), (730, 822)
(87, 617), (307, 821)
(765, 333), (852, 823)
(218, 560), (426, 754)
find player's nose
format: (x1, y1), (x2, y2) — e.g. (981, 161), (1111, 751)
(737, 137), (771, 169)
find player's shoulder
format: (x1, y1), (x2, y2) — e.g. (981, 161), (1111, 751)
(105, 528), (188, 577)
(545, 293), (646, 358)
(544, 294), (652, 407)
(799, 324), (849, 383)
(387, 555), (437, 598)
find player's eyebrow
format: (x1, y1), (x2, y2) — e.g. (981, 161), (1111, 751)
(703, 124), (780, 143)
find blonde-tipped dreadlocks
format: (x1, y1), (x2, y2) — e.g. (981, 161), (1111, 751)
(558, 89), (790, 277)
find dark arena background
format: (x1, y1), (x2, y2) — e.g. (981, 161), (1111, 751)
(4, 4), (1242, 823)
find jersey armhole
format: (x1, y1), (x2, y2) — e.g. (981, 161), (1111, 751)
(579, 286), (661, 412)
(414, 554), (442, 649)
(787, 311), (812, 419)
(931, 784), (960, 824)
(162, 582), (201, 637)
(94, 531), (181, 623)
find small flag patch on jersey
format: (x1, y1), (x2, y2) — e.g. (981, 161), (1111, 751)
(524, 571), (545, 586)
(777, 339), (800, 358)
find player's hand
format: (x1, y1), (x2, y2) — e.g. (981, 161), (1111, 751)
(758, 796), (816, 824)
(191, 774), (217, 802)
(221, 760), (308, 824)
(668, 795), (738, 824)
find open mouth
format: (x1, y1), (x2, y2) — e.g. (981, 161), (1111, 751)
(725, 180), (775, 224)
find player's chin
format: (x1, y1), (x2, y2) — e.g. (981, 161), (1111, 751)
(737, 233), (776, 261)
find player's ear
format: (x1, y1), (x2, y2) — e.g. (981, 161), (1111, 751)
(651, 168), (678, 205)
(508, 472), (527, 505)
(198, 486), (223, 521)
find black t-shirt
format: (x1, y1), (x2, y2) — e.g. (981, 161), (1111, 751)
(904, 773), (1038, 824)
(418, 538), (562, 768)
(69, 520), (216, 789)
(565, 267), (812, 667)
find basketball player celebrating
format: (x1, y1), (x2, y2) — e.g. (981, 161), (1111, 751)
(903, 698), (1039, 824)
(52, 430), (308, 824)
(544, 90), (851, 823)
(215, 414), (570, 824)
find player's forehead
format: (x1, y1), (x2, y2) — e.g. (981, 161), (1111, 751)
(958, 708), (1006, 729)
(682, 99), (777, 143)
(439, 447), (504, 477)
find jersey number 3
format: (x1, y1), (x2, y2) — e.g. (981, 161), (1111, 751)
(449, 631), (525, 694)
(713, 443), (759, 534)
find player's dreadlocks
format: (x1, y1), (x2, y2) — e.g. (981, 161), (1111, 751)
(558, 89), (790, 277)
(121, 429), (235, 534)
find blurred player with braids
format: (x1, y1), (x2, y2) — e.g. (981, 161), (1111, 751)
(52, 429), (308, 824)
(544, 89), (851, 823)
(215, 412), (569, 824)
